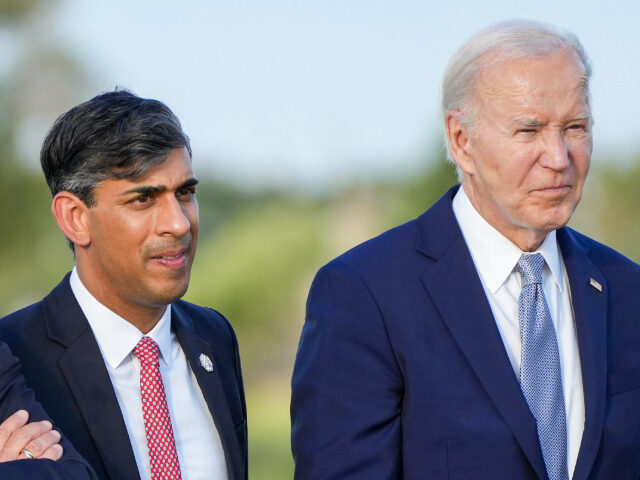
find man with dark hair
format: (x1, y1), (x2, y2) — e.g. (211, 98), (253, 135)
(0, 90), (247, 480)
(292, 20), (640, 479)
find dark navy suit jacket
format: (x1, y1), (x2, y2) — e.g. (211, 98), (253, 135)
(0, 341), (95, 479)
(291, 186), (640, 479)
(0, 275), (247, 480)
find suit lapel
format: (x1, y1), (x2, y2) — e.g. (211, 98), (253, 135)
(58, 335), (141, 480)
(418, 188), (548, 479)
(557, 228), (607, 480)
(172, 305), (245, 480)
(43, 276), (141, 480)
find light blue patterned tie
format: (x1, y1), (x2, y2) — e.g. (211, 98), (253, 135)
(517, 254), (569, 480)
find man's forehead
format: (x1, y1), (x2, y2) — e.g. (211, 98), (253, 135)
(480, 49), (586, 79)
(475, 51), (590, 112)
(99, 149), (195, 193)
(480, 45), (585, 73)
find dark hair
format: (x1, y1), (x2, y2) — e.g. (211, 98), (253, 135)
(41, 89), (191, 206)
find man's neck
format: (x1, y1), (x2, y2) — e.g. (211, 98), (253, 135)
(461, 182), (549, 252)
(74, 267), (165, 334)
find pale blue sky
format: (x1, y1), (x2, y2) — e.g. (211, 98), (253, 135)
(51, 0), (640, 189)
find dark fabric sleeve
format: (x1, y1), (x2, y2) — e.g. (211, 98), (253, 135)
(0, 341), (96, 480)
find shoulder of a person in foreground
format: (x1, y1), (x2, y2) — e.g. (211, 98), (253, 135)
(0, 343), (97, 480)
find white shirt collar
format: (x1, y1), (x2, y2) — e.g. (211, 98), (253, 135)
(452, 186), (565, 294)
(69, 267), (173, 369)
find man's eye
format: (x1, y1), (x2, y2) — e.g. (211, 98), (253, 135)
(132, 194), (151, 204)
(517, 128), (536, 134)
(177, 188), (196, 199)
(567, 124), (586, 130)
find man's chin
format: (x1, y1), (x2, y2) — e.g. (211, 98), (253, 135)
(146, 281), (190, 307)
(531, 203), (577, 231)
(534, 216), (571, 235)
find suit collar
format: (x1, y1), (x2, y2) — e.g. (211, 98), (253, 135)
(453, 187), (565, 293)
(43, 274), (246, 479)
(171, 303), (246, 480)
(42, 275), (141, 480)
(69, 268), (174, 369)
(417, 189), (608, 480)
(419, 187), (549, 479)
(42, 273), (93, 347)
(415, 185), (461, 260)
(557, 228), (607, 480)
(44, 278), (245, 480)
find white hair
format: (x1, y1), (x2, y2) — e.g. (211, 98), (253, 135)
(441, 20), (592, 179)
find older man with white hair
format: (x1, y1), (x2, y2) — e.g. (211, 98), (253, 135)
(291, 20), (640, 479)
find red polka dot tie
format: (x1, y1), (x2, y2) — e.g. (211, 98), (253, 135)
(133, 336), (182, 480)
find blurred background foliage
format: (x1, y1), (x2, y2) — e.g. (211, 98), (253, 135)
(1, 1), (640, 479)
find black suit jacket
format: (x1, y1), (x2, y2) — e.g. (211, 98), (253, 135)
(0, 274), (247, 480)
(0, 341), (95, 479)
(292, 186), (640, 479)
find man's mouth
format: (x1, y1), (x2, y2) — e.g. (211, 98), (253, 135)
(150, 248), (188, 268)
(532, 182), (572, 195)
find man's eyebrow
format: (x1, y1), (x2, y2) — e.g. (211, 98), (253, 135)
(569, 113), (591, 122)
(121, 185), (166, 196)
(179, 177), (199, 189)
(512, 113), (591, 128)
(514, 118), (547, 127)
(121, 178), (199, 196)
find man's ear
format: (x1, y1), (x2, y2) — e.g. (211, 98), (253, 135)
(445, 110), (475, 176)
(51, 192), (91, 247)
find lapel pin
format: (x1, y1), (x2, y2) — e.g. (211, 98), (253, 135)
(589, 277), (602, 292)
(199, 353), (214, 372)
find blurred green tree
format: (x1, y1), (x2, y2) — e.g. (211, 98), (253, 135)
(0, 0), (87, 310)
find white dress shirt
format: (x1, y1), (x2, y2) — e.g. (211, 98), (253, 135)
(452, 187), (585, 478)
(70, 268), (228, 480)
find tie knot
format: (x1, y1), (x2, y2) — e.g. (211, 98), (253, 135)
(133, 336), (160, 365)
(516, 253), (545, 286)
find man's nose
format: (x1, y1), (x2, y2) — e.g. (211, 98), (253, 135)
(156, 196), (191, 237)
(539, 130), (570, 171)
